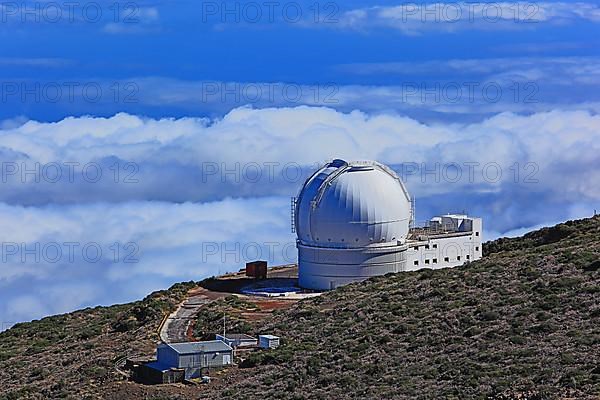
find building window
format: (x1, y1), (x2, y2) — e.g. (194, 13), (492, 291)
(413, 246), (418, 251)
(476, 246), (479, 251)
(414, 260), (419, 266)
(475, 232), (479, 236)
(466, 255), (470, 260)
(425, 259), (430, 264)
(433, 244), (438, 249)
(444, 257), (449, 262)
(425, 245), (430, 249)
(433, 258), (437, 264)
(457, 256), (461, 261)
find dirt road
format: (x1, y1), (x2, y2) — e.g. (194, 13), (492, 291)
(160, 287), (225, 343)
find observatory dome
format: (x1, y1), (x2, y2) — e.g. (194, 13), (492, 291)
(295, 159), (412, 248)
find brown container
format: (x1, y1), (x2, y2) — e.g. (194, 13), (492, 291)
(246, 260), (267, 279)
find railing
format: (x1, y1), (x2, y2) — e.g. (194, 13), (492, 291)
(290, 197), (297, 233)
(410, 221), (458, 237)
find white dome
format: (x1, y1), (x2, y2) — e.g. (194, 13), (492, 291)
(295, 159), (411, 248)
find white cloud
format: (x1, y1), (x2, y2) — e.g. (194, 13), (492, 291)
(1, 107), (600, 204)
(113, 56), (600, 116)
(0, 197), (294, 325)
(1, 106), (599, 326)
(334, 2), (600, 34)
(2, 55), (597, 121)
(103, 6), (160, 34)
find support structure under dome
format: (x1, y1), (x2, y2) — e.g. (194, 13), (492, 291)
(295, 159), (412, 290)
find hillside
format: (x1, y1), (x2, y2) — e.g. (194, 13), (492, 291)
(2, 216), (599, 399)
(193, 216), (600, 400)
(0, 282), (198, 400)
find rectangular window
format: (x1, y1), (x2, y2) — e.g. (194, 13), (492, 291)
(433, 258), (438, 263)
(476, 246), (479, 251)
(414, 260), (419, 265)
(425, 245), (430, 249)
(433, 244), (437, 249)
(466, 255), (470, 260)
(413, 246), (418, 251)
(425, 259), (430, 264)
(444, 257), (449, 262)
(475, 232), (479, 236)
(457, 256), (461, 261)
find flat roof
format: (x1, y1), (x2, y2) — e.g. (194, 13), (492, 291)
(259, 334), (279, 340)
(145, 361), (177, 372)
(217, 333), (256, 340)
(165, 340), (232, 354)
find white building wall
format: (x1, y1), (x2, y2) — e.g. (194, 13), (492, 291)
(298, 243), (407, 290)
(405, 217), (483, 270)
(259, 336), (280, 349)
(298, 215), (482, 290)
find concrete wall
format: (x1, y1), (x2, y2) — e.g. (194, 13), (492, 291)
(405, 217), (482, 270)
(298, 243), (407, 290)
(298, 216), (483, 290)
(405, 233), (481, 271)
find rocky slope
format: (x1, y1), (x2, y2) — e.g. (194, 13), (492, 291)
(203, 216), (600, 399)
(1, 216), (599, 399)
(0, 282), (196, 399)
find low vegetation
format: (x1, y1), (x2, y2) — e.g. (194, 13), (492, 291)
(0, 282), (196, 400)
(1, 217), (599, 399)
(206, 216), (600, 399)
(193, 295), (259, 340)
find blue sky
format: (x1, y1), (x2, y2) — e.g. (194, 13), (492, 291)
(1, 1), (600, 327)
(2, 1), (600, 120)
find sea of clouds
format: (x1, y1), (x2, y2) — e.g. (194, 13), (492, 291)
(1, 105), (599, 328)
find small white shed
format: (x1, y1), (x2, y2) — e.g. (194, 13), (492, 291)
(216, 333), (258, 348)
(258, 334), (280, 349)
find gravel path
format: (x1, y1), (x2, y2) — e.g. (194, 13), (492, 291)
(160, 289), (223, 343)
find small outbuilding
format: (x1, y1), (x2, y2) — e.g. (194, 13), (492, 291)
(216, 333), (258, 348)
(246, 260), (268, 279)
(134, 362), (185, 384)
(156, 340), (233, 380)
(258, 334), (280, 349)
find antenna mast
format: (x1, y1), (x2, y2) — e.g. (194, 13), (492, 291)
(410, 196), (416, 228)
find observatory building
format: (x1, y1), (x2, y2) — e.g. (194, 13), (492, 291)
(294, 159), (482, 290)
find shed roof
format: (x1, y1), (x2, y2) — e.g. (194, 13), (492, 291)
(165, 340), (232, 354)
(145, 361), (177, 372)
(217, 333), (256, 340)
(259, 334), (280, 340)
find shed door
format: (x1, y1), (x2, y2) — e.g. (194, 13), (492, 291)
(223, 355), (231, 364)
